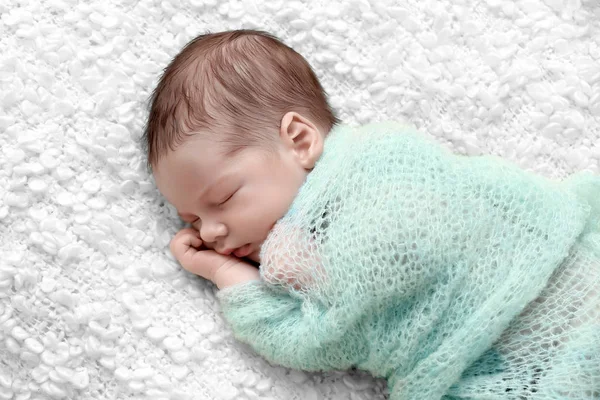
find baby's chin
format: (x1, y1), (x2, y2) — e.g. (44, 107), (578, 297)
(247, 248), (261, 263)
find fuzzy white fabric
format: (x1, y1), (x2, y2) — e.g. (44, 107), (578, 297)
(0, 0), (599, 399)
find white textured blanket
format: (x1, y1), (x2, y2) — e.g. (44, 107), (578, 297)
(0, 0), (598, 399)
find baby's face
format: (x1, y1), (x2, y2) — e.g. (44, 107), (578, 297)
(154, 135), (309, 262)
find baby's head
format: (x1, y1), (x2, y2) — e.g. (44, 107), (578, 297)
(144, 29), (338, 260)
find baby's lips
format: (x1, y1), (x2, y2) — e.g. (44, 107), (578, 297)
(216, 247), (234, 256)
(233, 244), (252, 258)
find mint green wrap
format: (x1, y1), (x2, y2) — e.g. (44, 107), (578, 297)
(217, 123), (600, 399)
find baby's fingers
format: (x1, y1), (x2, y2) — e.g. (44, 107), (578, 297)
(182, 231), (202, 249)
(189, 251), (260, 289)
(170, 228), (202, 259)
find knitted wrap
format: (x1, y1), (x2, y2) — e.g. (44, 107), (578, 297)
(217, 123), (600, 399)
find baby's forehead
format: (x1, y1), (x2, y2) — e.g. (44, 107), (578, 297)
(156, 134), (244, 175)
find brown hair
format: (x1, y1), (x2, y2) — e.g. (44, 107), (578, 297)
(143, 29), (339, 167)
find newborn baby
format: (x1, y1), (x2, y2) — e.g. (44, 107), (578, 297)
(145, 30), (600, 399)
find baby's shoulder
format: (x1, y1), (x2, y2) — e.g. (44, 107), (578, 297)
(329, 121), (415, 136)
(337, 121), (437, 150)
(359, 120), (415, 133)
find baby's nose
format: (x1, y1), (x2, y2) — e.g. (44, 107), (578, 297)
(199, 221), (227, 243)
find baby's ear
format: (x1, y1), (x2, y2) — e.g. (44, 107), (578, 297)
(279, 111), (323, 169)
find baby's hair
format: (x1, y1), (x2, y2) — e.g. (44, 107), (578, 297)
(143, 29), (339, 168)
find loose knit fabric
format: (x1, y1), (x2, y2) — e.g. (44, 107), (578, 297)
(218, 123), (600, 399)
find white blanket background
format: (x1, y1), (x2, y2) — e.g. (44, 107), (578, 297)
(1, 0), (599, 399)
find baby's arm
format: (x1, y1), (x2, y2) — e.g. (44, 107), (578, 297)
(170, 228), (259, 289)
(169, 227), (361, 371)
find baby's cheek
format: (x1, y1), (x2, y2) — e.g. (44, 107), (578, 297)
(192, 220), (201, 231)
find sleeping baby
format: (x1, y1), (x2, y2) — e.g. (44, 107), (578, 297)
(144, 30), (600, 399)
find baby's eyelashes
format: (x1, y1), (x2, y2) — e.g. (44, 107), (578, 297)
(217, 191), (237, 207)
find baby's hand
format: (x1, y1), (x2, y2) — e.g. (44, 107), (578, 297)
(169, 228), (204, 268)
(169, 228), (260, 289)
